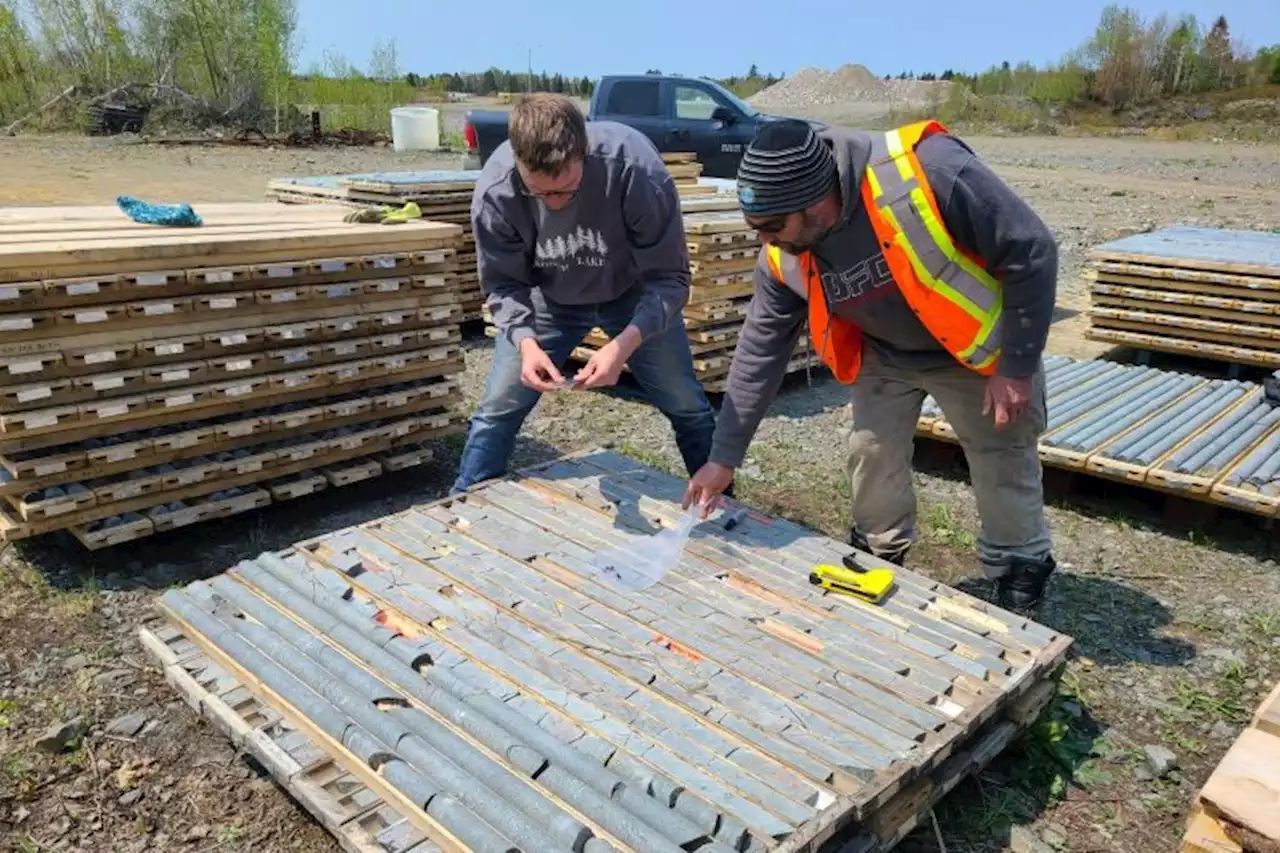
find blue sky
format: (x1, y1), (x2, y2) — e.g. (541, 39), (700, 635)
(294, 0), (1280, 79)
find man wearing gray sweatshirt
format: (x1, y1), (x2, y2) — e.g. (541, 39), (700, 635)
(452, 93), (718, 493)
(683, 119), (1059, 612)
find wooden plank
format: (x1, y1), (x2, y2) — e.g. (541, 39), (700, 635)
(1089, 226), (1280, 279)
(1180, 807), (1243, 853)
(1084, 328), (1280, 369)
(0, 382), (460, 497)
(1090, 282), (1280, 321)
(1252, 682), (1280, 738)
(6, 416), (463, 541)
(1198, 727), (1280, 840)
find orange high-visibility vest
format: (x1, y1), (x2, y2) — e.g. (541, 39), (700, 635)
(762, 120), (1003, 384)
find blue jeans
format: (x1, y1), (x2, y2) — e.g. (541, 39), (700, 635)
(452, 287), (719, 493)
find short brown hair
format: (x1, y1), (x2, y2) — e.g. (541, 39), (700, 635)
(508, 93), (588, 176)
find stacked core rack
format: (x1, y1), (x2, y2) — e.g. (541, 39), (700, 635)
(484, 186), (818, 392)
(141, 448), (1072, 853)
(0, 203), (469, 548)
(267, 155), (723, 324)
(1085, 226), (1280, 369)
(268, 172), (483, 321)
(917, 354), (1280, 518)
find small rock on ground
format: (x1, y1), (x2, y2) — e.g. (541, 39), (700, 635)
(35, 717), (87, 753)
(1041, 823), (1069, 848)
(105, 710), (149, 737)
(1010, 825), (1055, 853)
(1142, 744), (1178, 777)
(61, 653), (89, 673)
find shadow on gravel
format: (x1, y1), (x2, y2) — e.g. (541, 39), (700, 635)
(958, 573), (1197, 670)
(908, 684), (1112, 853)
(10, 432), (567, 595)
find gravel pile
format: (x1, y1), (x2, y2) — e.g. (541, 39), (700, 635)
(749, 64), (950, 110)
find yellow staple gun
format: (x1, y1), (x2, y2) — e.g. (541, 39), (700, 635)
(809, 554), (895, 604)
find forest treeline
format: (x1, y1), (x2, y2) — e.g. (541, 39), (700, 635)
(0, 1), (1276, 130)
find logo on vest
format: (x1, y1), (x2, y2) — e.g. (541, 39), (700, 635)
(534, 226), (609, 271)
(822, 255), (894, 305)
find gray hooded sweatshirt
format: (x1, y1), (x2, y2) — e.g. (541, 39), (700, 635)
(472, 120), (690, 346)
(709, 126), (1059, 468)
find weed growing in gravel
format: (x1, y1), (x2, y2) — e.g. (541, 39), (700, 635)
(938, 669), (1109, 842)
(922, 504), (977, 550)
(1245, 609), (1279, 638)
(1169, 662), (1252, 725)
(615, 441), (674, 474)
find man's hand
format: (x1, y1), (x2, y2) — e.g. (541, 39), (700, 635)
(518, 338), (567, 392)
(576, 326), (642, 389)
(984, 375), (1035, 429)
(683, 462), (735, 518)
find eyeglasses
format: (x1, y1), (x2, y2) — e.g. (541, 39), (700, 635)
(745, 214), (788, 234)
(517, 168), (581, 203)
(520, 183), (580, 202)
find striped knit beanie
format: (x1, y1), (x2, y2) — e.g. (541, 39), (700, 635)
(736, 120), (836, 216)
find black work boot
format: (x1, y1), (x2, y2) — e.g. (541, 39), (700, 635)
(848, 526), (908, 567)
(996, 555), (1057, 612)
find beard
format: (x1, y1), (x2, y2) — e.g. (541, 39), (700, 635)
(776, 221), (831, 254)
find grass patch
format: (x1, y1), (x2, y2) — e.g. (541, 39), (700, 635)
(1245, 609), (1280, 639)
(921, 503), (977, 550)
(615, 440), (675, 475)
(938, 667), (1109, 841)
(1168, 661), (1252, 725)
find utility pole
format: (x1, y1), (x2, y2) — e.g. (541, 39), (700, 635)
(519, 43), (541, 92)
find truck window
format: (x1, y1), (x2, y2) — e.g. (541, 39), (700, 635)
(602, 81), (661, 117)
(674, 85), (720, 120)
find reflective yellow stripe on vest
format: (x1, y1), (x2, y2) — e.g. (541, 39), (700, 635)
(867, 127), (1002, 369)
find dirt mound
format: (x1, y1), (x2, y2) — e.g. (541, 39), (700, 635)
(749, 63), (950, 110)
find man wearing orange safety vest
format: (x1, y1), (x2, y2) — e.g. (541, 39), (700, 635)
(682, 118), (1059, 612)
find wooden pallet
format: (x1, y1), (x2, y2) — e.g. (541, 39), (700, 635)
(916, 356), (1280, 519)
(1180, 683), (1280, 853)
(142, 448), (1072, 853)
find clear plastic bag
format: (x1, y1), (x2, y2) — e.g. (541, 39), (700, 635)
(589, 506), (698, 591)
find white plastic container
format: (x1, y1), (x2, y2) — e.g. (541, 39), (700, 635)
(390, 106), (440, 152)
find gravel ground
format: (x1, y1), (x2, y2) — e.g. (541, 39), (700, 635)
(1, 133), (1278, 853)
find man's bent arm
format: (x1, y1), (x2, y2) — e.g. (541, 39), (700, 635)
(936, 148), (1058, 378)
(474, 192), (537, 347)
(622, 165), (690, 341)
(709, 259), (807, 467)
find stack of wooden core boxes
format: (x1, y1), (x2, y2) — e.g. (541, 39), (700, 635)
(0, 203), (468, 549)
(1086, 226), (1280, 370)
(267, 172), (483, 321)
(266, 155), (732, 324)
(141, 449), (1074, 853)
(485, 183), (816, 393)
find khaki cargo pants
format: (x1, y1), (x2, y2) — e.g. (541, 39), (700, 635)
(847, 349), (1052, 578)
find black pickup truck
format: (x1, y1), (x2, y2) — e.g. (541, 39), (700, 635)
(462, 73), (820, 179)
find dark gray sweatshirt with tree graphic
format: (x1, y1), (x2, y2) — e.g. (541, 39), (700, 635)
(472, 120), (691, 346)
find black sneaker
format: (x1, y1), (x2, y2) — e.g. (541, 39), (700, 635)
(996, 555), (1056, 612)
